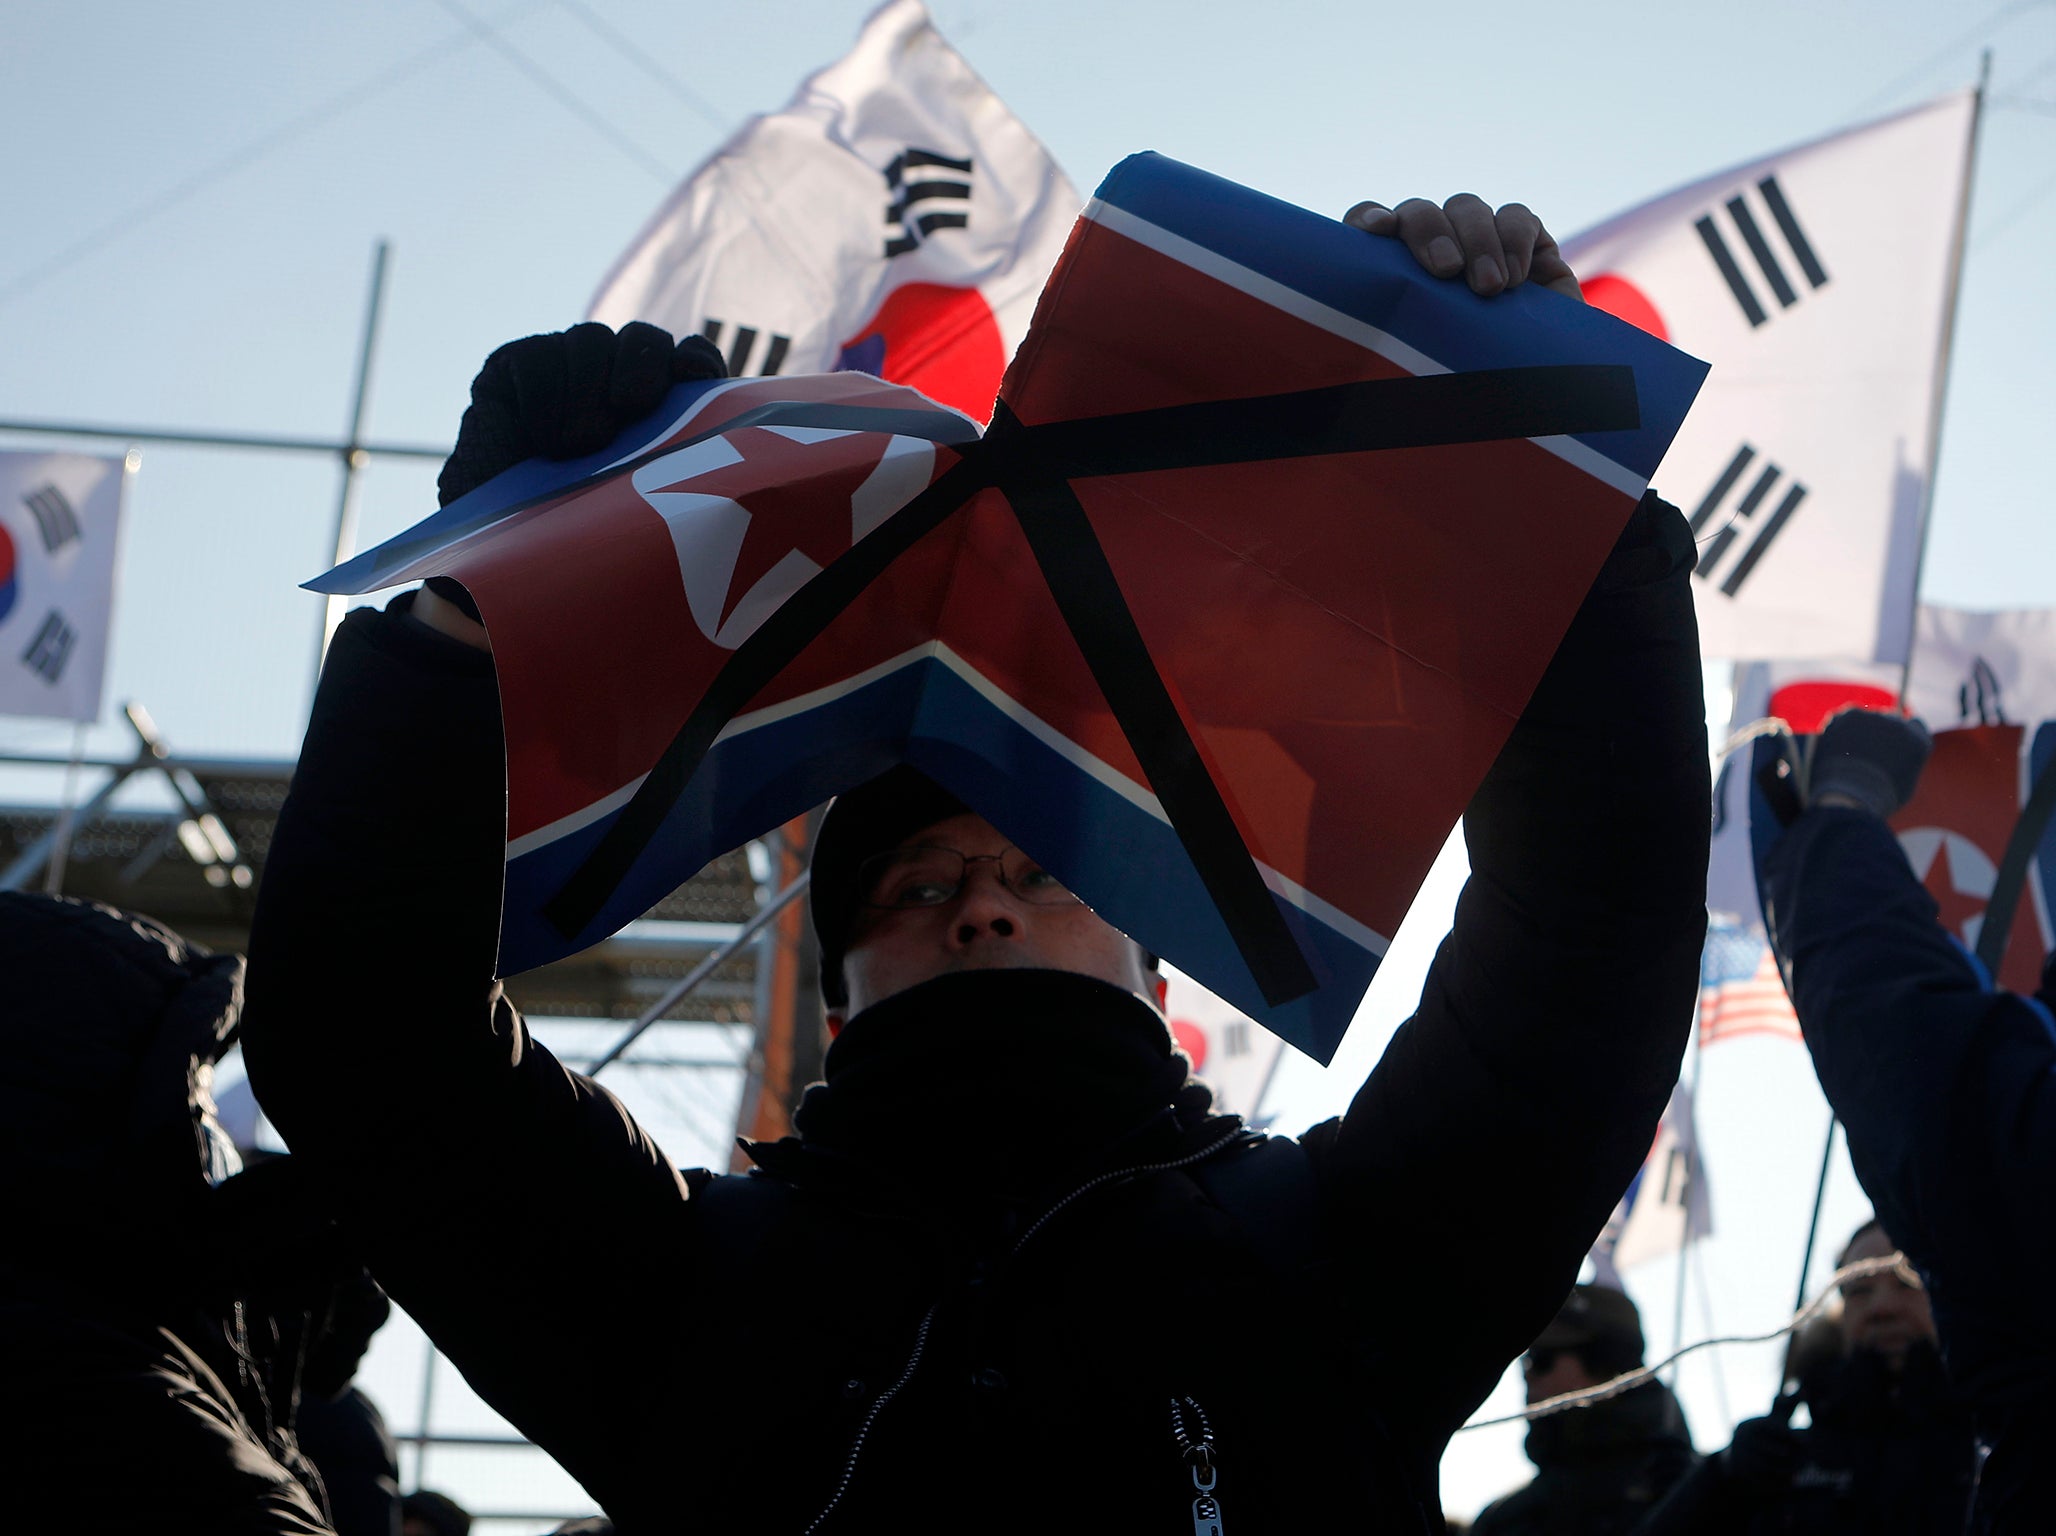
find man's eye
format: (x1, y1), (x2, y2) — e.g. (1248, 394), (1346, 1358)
(892, 879), (956, 906)
(1015, 867), (1063, 892)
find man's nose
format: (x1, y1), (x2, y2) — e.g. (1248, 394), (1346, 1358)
(946, 860), (1024, 943)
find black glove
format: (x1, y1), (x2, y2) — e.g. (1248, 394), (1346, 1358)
(436, 320), (725, 507)
(1809, 706), (1932, 818)
(1718, 1406), (1804, 1495)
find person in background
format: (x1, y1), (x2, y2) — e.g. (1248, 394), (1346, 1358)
(1636, 1218), (1975, 1535)
(1751, 705), (2056, 1530)
(398, 1488), (471, 1536)
(296, 1265), (401, 1536)
(1470, 1283), (1696, 1536)
(0, 892), (336, 1533)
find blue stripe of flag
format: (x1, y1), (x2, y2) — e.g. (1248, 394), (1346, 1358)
(1090, 152), (1707, 482)
(502, 654), (1377, 1064)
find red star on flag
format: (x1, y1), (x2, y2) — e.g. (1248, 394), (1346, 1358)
(650, 426), (891, 626)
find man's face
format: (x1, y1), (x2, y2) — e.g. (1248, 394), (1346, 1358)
(1838, 1226), (1935, 1369)
(833, 811), (1158, 1022)
(1523, 1345), (1601, 1405)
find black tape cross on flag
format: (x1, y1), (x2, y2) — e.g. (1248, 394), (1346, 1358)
(315, 150), (1709, 1061)
(540, 364), (1640, 1006)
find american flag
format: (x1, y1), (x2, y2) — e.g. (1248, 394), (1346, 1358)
(1699, 917), (1802, 1045)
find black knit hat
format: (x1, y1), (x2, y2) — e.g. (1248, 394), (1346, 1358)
(0, 891), (244, 1243)
(810, 765), (969, 1009)
(1532, 1283), (1646, 1371)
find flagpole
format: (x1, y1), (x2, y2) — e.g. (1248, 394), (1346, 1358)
(314, 240), (392, 691)
(1784, 1112), (1839, 1399)
(1667, 1026), (1704, 1385)
(1897, 53), (1991, 705)
(40, 722), (89, 896)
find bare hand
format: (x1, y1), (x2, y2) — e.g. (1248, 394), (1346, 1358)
(1343, 196), (1582, 302)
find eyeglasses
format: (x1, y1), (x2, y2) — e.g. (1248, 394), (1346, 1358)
(856, 844), (1081, 911)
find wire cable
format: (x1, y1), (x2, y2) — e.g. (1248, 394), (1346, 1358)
(1847, 0), (2053, 118)
(0, 2), (551, 309)
(1973, 156), (2056, 250)
(1457, 1253), (1920, 1430)
(428, 0), (678, 184)
(551, 0), (729, 133)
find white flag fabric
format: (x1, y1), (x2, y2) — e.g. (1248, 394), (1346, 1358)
(1162, 966), (1285, 1123)
(0, 450), (126, 722)
(589, 0), (1078, 422)
(1905, 604), (2056, 727)
(1589, 1080), (1711, 1286)
(1564, 91), (1976, 665)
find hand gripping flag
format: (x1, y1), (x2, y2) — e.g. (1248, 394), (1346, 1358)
(1563, 90), (1976, 665)
(315, 153), (1706, 1064)
(588, 0), (1077, 422)
(1714, 619), (2056, 996)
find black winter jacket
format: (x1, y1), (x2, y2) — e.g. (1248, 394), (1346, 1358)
(0, 894), (335, 1533)
(1469, 1380), (1697, 1536)
(1757, 806), (2056, 1531)
(243, 493), (1709, 1533)
(1635, 1345), (1976, 1536)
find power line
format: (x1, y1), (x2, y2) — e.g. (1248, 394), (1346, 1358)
(428, 0), (678, 185)
(2000, 43), (2056, 92)
(1974, 160), (2056, 248)
(1848, 0), (2053, 118)
(550, 0), (730, 134)
(0, 1), (545, 309)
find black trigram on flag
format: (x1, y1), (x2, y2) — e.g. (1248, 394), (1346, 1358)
(883, 148), (972, 258)
(699, 320), (792, 378)
(20, 608), (76, 684)
(1958, 657), (2009, 726)
(1694, 174), (1829, 328)
(22, 483), (81, 552)
(1690, 443), (1808, 597)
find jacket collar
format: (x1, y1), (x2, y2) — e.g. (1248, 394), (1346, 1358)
(743, 969), (1228, 1211)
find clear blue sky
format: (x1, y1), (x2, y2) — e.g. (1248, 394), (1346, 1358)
(4, 1), (2052, 1523)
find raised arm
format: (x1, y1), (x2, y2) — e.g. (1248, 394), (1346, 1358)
(241, 323), (729, 1488)
(1312, 488), (1709, 1446)
(1756, 730), (2056, 1472)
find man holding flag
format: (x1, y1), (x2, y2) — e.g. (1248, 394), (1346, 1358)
(1754, 710), (2056, 1531)
(245, 190), (1709, 1533)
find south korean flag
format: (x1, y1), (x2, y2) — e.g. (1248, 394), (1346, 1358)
(1564, 90), (1977, 665)
(0, 450), (127, 723)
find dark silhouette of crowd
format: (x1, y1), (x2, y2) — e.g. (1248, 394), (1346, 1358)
(1470, 1284), (1696, 1536)
(3, 204), (2049, 1535)
(1638, 1220), (1976, 1535)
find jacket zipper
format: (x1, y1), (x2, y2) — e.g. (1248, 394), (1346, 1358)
(800, 1300), (938, 1536)
(798, 1122), (1249, 1530)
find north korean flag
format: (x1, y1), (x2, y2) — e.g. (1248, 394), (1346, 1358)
(315, 153), (1705, 1064)
(1888, 724), (2054, 994)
